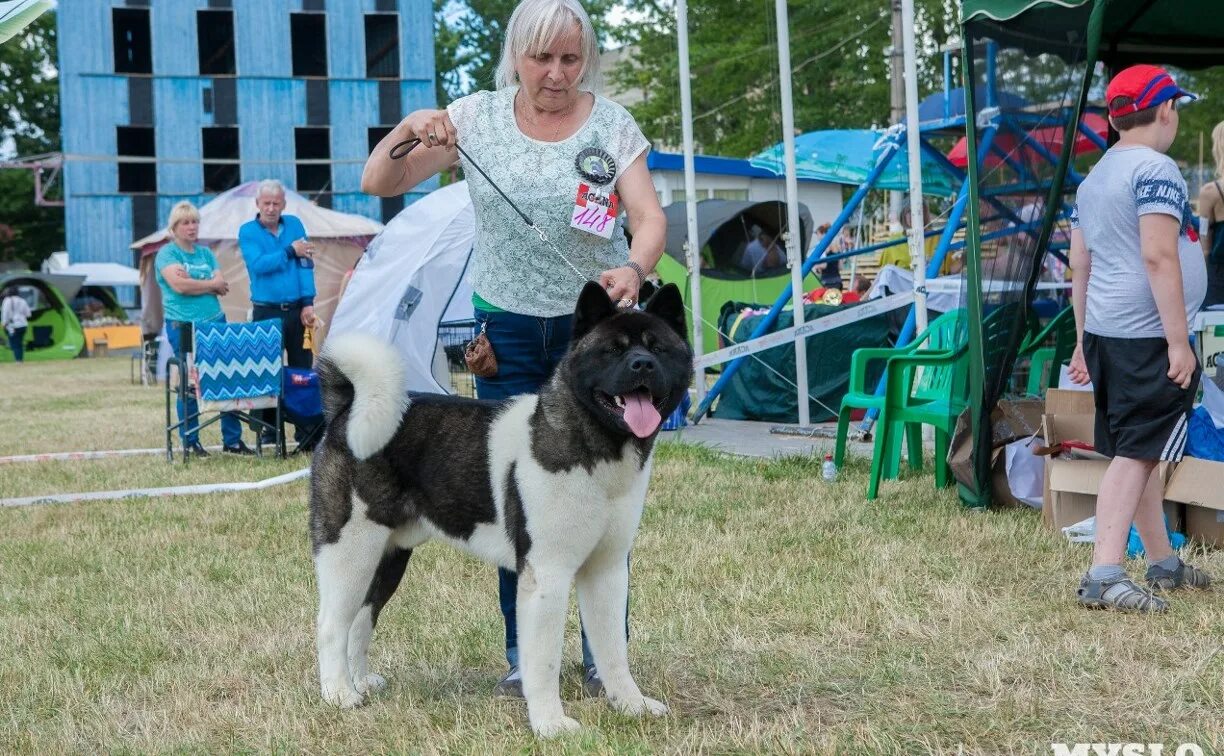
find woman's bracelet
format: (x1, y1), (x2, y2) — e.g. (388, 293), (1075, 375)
(625, 261), (647, 288)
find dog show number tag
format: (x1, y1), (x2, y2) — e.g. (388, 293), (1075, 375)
(571, 183), (618, 239)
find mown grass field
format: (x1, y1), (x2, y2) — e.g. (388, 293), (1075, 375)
(1, 358), (1222, 754)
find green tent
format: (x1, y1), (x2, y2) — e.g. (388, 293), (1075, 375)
(0, 271), (87, 362)
(958, 0), (1224, 507)
(654, 199), (817, 353)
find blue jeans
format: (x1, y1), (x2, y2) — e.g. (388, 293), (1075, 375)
(167, 317), (242, 447)
(7, 326), (26, 362)
(474, 309), (628, 672)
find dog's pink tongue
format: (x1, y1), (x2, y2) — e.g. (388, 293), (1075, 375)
(622, 391), (661, 438)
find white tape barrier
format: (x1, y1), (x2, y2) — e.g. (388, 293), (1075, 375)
(694, 292), (916, 370)
(2, 467), (311, 508)
(0, 443), (299, 466)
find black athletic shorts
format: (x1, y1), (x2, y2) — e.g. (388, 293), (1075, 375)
(1082, 333), (1200, 461)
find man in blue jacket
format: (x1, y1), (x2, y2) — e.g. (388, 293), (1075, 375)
(239, 179), (319, 449)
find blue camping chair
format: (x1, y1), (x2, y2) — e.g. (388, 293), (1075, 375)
(165, 319), (285, 463)
(283, 366), (325, 453)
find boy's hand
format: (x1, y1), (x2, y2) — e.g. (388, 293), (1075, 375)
(1167, 341), (1196, 389)
(1067, 343), (1091, 386)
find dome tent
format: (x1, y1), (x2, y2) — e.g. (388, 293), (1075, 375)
(0, 271), (87, 362)
(329, 180), (476, 394)
(654, 199), (815, 351)
(131, 181), (383, 350)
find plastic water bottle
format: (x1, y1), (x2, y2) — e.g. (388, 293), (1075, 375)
(822, 453), (837, 482)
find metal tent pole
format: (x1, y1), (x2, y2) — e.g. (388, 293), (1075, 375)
(675, 0), (705, 408)
(900, 0), (928, 333)
(774, 0), (809, 426)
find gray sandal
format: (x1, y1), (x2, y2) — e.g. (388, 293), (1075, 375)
(1146, 560), (1212, 592)
(1078, 573), (1169, 613)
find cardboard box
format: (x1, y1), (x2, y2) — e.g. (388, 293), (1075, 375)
(1040, 389), (1179, 533)
(1165, 457), (1224, 547)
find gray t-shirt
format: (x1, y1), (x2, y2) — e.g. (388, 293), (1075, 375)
(448, 87), (650, 317)
(1071, 145), (1206, 339)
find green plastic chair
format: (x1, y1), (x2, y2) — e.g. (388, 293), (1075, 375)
(1017, 305), (1076, 396)
(834, 308), (965, 469)
(865, 304), (1019, 500)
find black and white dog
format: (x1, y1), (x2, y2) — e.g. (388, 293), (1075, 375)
(309, 282), (693, 737)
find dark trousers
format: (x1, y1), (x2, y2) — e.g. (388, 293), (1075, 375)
(252, 303), (314, 443)
(474, 309), (628, 672)
(7, 326), (26, 362)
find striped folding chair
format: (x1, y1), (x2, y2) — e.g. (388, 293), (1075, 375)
(170, 319), (285, 463)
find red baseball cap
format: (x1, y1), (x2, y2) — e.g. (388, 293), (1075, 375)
(1106, 64), (1197, 118)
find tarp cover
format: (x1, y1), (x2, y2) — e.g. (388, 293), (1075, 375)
(711, 301), (894, 423)
(963, 0), (1224, 68)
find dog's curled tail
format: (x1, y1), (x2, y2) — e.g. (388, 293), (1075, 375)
(316, 333), (408, 460)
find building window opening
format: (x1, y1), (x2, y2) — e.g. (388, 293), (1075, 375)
(365, 14), (400, 79)
(197, 10), (236, 76)
(117, 126), (156, 193)
(295, 127), (331, 192)
(291, 13), (328, 77)
(112, 8), (152, 74)
(202, 127), (240, 193)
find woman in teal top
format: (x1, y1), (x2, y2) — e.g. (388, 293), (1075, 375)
(155, 201), (253, 457)
(1198, 122), (1224, 308)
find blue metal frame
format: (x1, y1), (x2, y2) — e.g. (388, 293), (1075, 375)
(690, 44), (1098, 424)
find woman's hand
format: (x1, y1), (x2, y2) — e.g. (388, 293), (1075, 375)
(402, 109), (456, 149)
(599, 266), (640, 308)
(362, 109), (459, 196)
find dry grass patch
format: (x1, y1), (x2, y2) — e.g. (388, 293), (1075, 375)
(1, 358), (1222, 753)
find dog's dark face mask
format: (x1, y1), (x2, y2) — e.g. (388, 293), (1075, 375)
(564, 281), (693, 439)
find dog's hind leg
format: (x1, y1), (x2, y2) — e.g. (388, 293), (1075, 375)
(314, 496), (391, 708)
(348, 546), (412, 696)
(576, 552), (668, 719)
(516, 563), (581, 738)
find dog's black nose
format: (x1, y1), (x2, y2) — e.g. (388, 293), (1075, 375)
(630, 355), (656, 373)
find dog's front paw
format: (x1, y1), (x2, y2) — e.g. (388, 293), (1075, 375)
(610, 695), (669, 718)
(531, 715), (582, 738)
(353, 673), (386, 695)
(321, 683), (365, 709)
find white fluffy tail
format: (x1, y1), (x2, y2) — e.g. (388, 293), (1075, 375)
(318, 333), (409, 460)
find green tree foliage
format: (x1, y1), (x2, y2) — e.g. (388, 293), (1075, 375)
(1169, 66), (1224, 181)
(434, 0), (617, 105)
(608, 0), (959, 158)
(0, 12), (62, 268)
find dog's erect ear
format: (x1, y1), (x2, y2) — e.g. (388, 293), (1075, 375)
(637, 278), (658, 304)
(572, 280), (617, 342)
(644, 283), (688, 342)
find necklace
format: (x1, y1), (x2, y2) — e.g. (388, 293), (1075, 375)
(515, 90), (577, 142)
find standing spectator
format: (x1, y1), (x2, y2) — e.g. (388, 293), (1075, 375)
(156, 201), (254, 457)
(1197, 120), (1224, 308)
(238, 179), (320, 450)
(361, 0), (666, 701)
(1, 286), (32, 362)
(1066, 65), (1210, 611)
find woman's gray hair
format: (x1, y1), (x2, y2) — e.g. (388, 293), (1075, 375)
(256, 179), (286, 199)
(494, 0), (601, 92)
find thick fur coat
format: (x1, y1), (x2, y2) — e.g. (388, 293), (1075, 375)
(309, 282), (693, 737)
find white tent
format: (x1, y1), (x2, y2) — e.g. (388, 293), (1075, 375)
(57, 262), (141, 288)
(330, 180), (476, 394)
(131, 181), (383, 347)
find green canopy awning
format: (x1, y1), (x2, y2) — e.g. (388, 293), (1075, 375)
(963, 0), (1224, 69)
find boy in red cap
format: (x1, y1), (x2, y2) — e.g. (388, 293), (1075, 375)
(1066, 64), (1211, 612)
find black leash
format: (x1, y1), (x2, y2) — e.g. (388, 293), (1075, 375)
(390, 138), (537, 232)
